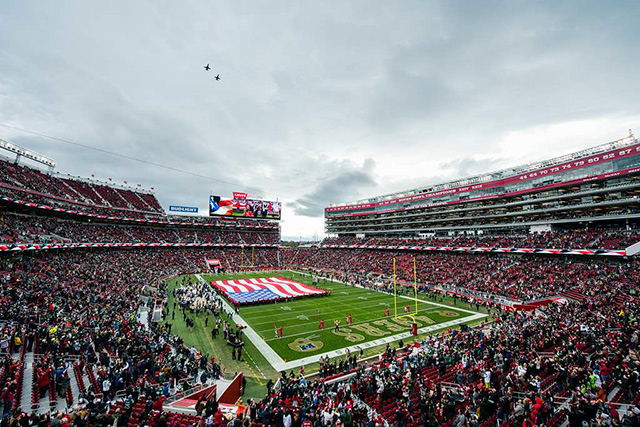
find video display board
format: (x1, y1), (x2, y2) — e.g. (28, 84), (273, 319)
(209, 192), (281, 219)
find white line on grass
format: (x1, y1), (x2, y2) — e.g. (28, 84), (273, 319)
(293, 270), (482, 315)
(237, 285), (383, 315)
(262, 307), (470, 342)
(250, 302), (470, 333)
(253, 307), (456, 341)
(245, 296), (408, 326)
(276, 313), (487, 371)
(242, 350), (266, 385)
(197, 273), (489, 372)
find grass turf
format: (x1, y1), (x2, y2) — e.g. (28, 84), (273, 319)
(201, 271), (479, 363)
(163, 276), (278, 400)
(163, 271), (489, 399)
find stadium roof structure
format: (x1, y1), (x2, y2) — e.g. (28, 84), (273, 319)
(0, 138), (56, 169)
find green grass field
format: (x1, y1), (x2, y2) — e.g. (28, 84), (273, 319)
(201, 271), (480, 362)
(163, 270), (488, 399)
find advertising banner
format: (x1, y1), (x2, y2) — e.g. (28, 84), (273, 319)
(169, 205), (199, 213)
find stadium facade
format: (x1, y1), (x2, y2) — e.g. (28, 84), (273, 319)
(325, 133), (640, 236)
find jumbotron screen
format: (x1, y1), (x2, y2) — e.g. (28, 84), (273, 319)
(209, 192), (281, 220)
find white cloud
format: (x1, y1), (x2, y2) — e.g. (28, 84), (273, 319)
(0, 0), (638, 240)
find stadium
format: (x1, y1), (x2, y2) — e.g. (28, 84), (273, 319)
(2, 3), (640, 427)
(1, 131), (639, 426)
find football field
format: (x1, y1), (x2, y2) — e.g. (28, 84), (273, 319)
(199, 270), (487, 371)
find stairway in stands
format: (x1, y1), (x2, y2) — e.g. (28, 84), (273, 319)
(19, 353), (85, 414)
(19, 352), (33, 412)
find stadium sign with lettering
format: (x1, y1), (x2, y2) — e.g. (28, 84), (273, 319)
(169, 205), (199, 213)
(233, 192), (248, 200)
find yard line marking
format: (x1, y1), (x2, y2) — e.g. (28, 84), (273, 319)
(243, 286), (475, 329)
(198, 272), (488, 372)
(248, 302), (468, 330)
(252, 305), (447, 326)
(261, 307), (470, 342)
(241, 296), (398, 321)
(237, 290), (395, 319)
(277, 313), (487, 371)
(292, 270), (482, 315)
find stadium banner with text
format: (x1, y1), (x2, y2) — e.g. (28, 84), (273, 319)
(169, 205), (199, 213)
(209, 195), (281, 220)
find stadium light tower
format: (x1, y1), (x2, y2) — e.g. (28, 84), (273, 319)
(0, 138), (56, 173)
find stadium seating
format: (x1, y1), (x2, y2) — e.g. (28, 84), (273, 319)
(0, 157), (164, 215)
(0, 212), (279, 245)
(322, 228), (640, 250)
(2, 156), (639, 427)
(2, 234), (639, 427)
(0, 247), (279, 422)
(264, 292), (639, 426)
(282, 247), (640, 302)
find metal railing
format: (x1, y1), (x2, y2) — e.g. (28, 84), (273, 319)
(165, 383), (206, 404)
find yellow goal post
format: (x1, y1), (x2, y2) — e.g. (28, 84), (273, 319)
(240, 246), (255, 268)
(393, 257), (419, 322)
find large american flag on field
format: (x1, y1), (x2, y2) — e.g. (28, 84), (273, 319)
(210, 277), (328, 305)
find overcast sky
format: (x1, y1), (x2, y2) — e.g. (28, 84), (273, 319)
(1, 1), (639, 240)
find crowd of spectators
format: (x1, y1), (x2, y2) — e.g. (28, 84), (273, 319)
(255, 293), (639, 427)
(0, 213), (279, 246)
(0, 247), (281, 425)
(283, 249), (640, 302)
(0, 159), (163, 214)
(0, 185), (638, 426)
(323, 227), (640, 250)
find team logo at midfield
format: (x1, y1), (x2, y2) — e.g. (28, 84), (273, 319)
(436, 311), (460, 317)
(288, 335), (324, 352)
